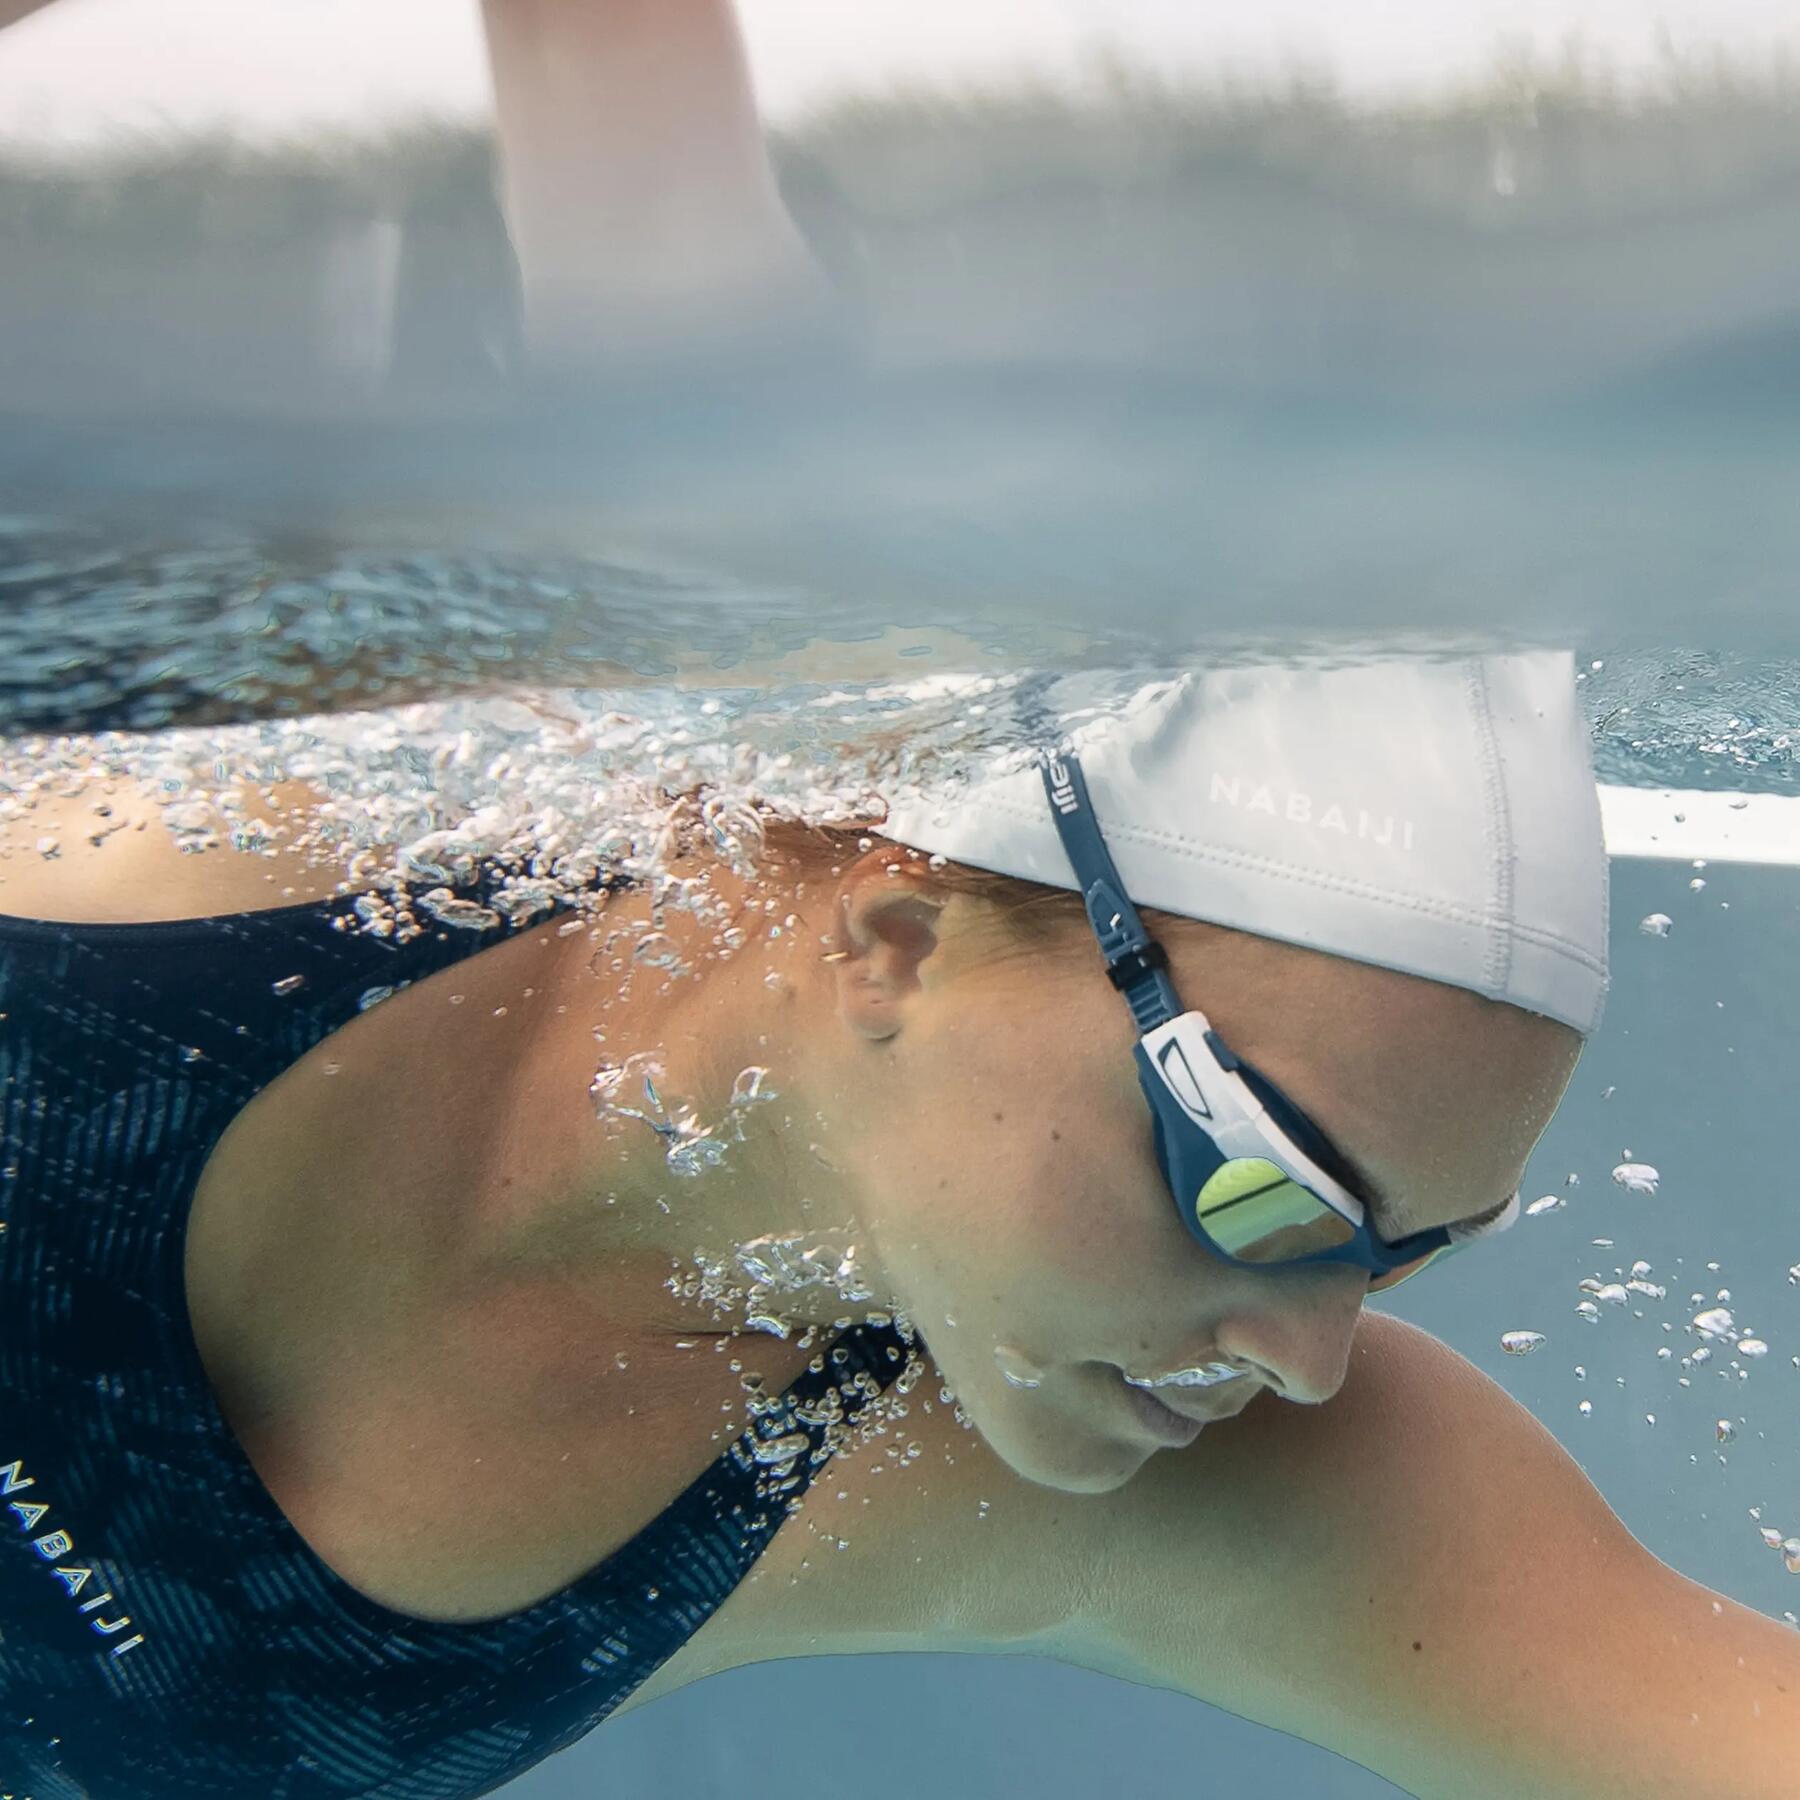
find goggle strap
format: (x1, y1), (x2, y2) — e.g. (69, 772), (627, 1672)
(1038, 749), (1184, 1032)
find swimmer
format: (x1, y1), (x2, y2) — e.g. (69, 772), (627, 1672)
(1, 6), (1796, 1799)
(2, 652), (1796, 1800)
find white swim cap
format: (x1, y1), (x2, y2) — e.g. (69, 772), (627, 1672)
(880, 652), (1610, 1035)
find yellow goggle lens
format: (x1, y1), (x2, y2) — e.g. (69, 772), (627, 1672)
(1193, 1157), (1358, 1263)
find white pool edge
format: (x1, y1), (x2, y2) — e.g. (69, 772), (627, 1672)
(1599, 785), (1800, 866)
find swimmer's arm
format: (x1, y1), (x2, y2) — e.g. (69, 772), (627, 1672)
(479, 0), (833, 366)
(1085, 1311), (1800, 1799)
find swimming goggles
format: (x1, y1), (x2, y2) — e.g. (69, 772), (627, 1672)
(1038, 749), (1519, 1291)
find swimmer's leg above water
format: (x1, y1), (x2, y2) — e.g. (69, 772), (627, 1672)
(480, 0), (838, 366)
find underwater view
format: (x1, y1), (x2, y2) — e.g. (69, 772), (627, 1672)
(2, 3), (1799, 1798)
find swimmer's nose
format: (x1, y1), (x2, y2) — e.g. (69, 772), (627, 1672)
(1214, 1283), (1361, 1405)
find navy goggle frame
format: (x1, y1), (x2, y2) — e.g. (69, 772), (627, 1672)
(1038, 748), (1518, 1290)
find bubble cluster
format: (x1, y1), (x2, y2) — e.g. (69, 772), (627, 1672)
(590, 1052), (781, 1179)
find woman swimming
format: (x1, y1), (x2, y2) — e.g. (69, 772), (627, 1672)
(1, 5), (1797, 1798)
(3, 647), (1796, 1799)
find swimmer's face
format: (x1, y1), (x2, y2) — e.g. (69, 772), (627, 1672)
(814, 851), (1582, 1494)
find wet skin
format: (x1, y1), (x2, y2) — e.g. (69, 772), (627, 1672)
(0, 792), (1581, 1505)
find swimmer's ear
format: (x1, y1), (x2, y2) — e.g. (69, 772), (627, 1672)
(829, 854), (947, 1042)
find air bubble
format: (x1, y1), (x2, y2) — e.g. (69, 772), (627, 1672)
(1126, 1362), (1244, 1389)
(1638, 913), (1673, 937)
(1579, 1281), (1628, 1306)
(1500, 1331), (1545, 1356)
(1525, 1194), (1565, 1217)
(751, 1432), (811, 1467)
(731, 1066), (776, 1107)
(1611, 1162), (1660, 1195)
(993, 1345), (1045, 1390)
(419, 889), (502, 931)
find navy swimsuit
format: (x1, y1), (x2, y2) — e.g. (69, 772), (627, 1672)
(0, 894), (906, 1800)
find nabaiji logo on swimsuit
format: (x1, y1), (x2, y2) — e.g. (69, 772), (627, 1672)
(1208, 774), (1417, 851)
(1, 1458), (146, 1658)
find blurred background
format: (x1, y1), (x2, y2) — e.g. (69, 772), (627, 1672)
(4, 0), (1799, 416)
(3, 0), (1798, 656)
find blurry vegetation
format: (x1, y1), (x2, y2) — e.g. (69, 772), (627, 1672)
(0, 44), (1794, 414)
(3, 42), (1795, 245)
(0, 118), (499, 244)
(0, 121), (519, 414)
(773, 37), (1800, 231)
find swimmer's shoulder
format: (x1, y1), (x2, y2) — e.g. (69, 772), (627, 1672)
(0, 775), (356, 923)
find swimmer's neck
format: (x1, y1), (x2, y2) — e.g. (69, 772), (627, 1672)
(500, 853), (897, 1334)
